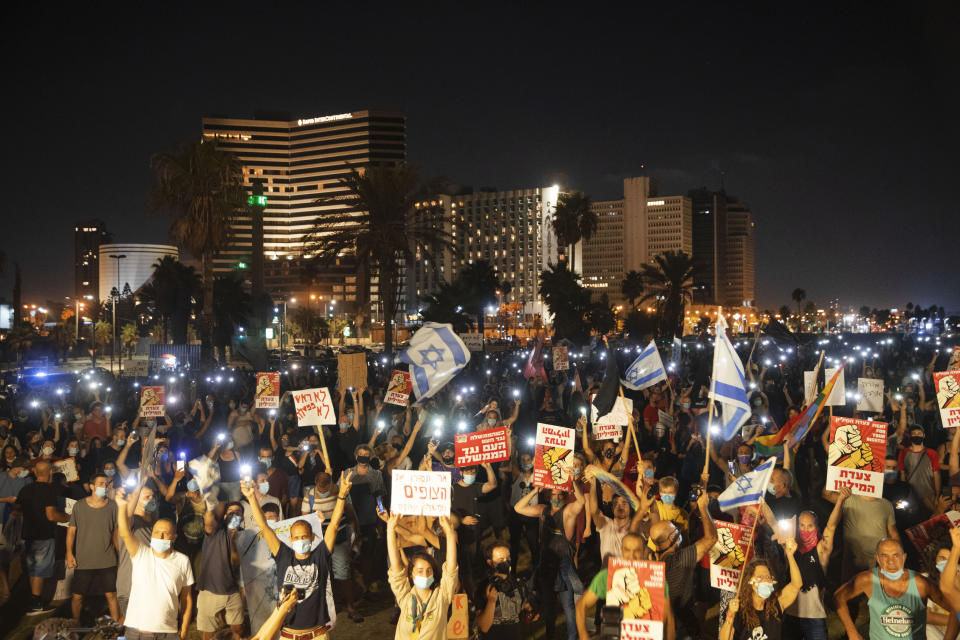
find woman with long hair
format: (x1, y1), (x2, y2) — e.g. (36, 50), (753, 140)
(720, 540), (802, 640)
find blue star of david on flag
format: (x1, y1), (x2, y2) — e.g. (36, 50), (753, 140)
(709, 315), (751, 441)
(621, 340), (666, 391)
(399, 322), (471, 403)
(717, 457), (777, 513)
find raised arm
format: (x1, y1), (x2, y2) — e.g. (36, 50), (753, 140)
(386, 511), (402, 569)
(818, 486), (849, 566)
(115, 489), (141, 557)
(582, 423), (597, 462)
(323, 471), (353, 552)
(480, 462), (498, 494)
(439, 515), (456, 570)
(503, 398), (520, 427)
(240, 481), (282, 555)
(693, 477), (718, 562)
(941, 527), (960, 611)
(777, 538), (802, 610)
(514, 486), (544, 518)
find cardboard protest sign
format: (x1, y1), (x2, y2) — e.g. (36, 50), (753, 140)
(139, 386), (165, 417)
(391, 470), (451, 516)
(824, 367), (846, 406)
(593, 422), (623, 441)
(803, 370), (817, 403)
(446, 593), (469, 639)
(934, 371), (960, 429)
(454, 427), (509, 466)
(605, 559), (666, 640)
(826, 417), (885, 497)
(591, 395), (633, 427)
(124, 359), (149, 377)
(949, 347), (960, 371)
(254, 372), (280, 408)
(292, 387), (336, 426)
(706, 521), (752, 592)
(553, 346), (569, 370)
(857, 378), (884, 413)
(458, 333), (484, 352)
(384, 370), (413, 406)
(533, 423), (576, 491)
(53, 458), (78, 483)
(905, 511), (960, 575)
(337, 352), (368, 391)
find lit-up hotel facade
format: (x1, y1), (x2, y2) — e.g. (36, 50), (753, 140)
(201, 110), (405, 310)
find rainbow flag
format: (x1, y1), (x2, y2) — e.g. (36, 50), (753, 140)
(587, 465), (641, 510)
(754, 365), (845, 457)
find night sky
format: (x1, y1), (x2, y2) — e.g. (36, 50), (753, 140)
(5, 2), (959, 313)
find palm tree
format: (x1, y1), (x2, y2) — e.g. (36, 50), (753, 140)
(621, 270), (644, 309)
(289, 306), (329, 352)
(419, 282), (475, 333)
(638, 251), (697, 338)
(302, 163), (453, 355)
(457, 260), (510, 339)
(791, 288), (806, 315)
(151, 140), (245, 364)
(550, 192), (596, 268)
(538, 262), (592, 343)
(587, 293), (616, 336)
(138, 257), (200, 344)
(212, 274), (252, 363)
(120, 324), (139, 358)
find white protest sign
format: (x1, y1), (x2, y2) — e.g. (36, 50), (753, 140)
(124, 359), (149, 377)
(292, 387), (336, 426)
(391, 470), (451, 516)
(803, 370), (817, 403)
(857, 378), (884, 413)
(591, 395), (633, 427)
(458, 333), (484, 352)
(825, 367), (846, 406)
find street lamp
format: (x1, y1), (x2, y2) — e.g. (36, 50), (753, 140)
(108, 254), (127, 374)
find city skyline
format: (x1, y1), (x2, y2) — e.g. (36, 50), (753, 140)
(3, 3), (958, 313)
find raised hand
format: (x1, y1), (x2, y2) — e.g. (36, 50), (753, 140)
(339, 470), (353, 497)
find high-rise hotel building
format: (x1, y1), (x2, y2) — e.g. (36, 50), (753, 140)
(201, 110), (405, 307)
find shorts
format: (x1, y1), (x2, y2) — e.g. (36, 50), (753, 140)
(72, 566), (118, 596)
(196, 590), (244, 631)
(25, 538), (56, 579)
(125, 628), (180, 640)
(331, 539), (351, 581)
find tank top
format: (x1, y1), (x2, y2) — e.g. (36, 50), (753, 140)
(868, 568), (925, 640)
(510, 473), (538, 508)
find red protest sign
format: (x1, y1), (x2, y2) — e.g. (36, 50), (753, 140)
(826, 416), (886, 497)
(705, 521), (753, 592)
(454, 427), (509, 466)
(606, 559), (666, 640)
(934, 371), (960, 429)
(139, 386), (165, 417)
(384, 370), (412, 406)
(533, 423), (575, 491)
(255, 372), (280, 408)
(291, 387), (335, 426)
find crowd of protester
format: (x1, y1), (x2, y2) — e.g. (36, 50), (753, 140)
(0, 330), (958, 640)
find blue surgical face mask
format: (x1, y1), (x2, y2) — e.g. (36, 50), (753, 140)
(116, 439), (126, 447)
(159, 452), (169, 462)
(884, 470), (897, 482)
(462, 475), (476, 486)
(755, 582), (775, 599)
(937, 560), (948, 573)
(69, 446), (79, 456)
(187, 479), (199, 492)
(260, 457), (272, 468)
(521, 463), (533, 471)
(226, 514), (241, 530)
(146, 421), (156, 428)
(767, 483), (777, 495)
(105, 468), (116, 477)
(880, 568), (904, 581)
(347, 413), (354, 422)
(661, 494), (676, 505)
(487, 418), (497, 426)
(318, 490), (331, 498)
(94, 487), (108, 498)
(18, 469), (30, 478)
(258, 482), (271, 495)
(292, 539), (312, 554)
(644, 469), (655, 479)
(413, 575), (435, 589)
(143, 499), (157, 513)
(151, 537), (172, 553)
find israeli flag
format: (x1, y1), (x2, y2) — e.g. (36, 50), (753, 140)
(717, 457), (777, 513)
(710, 315), (751, 441)
(621, 340), (667, 390)
(399, 322), (470, 403)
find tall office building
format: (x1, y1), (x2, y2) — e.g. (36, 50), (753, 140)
(409, 185), (562, 317)
(74, 220), (111, 302)
(201, 109), (405, 311)
(581, 199), (625, 299)
(724, 200), (756, 307)
(689, 188), (728, 305)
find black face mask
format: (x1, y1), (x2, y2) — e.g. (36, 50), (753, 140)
(911, 436), (925, 446)
(493, 561), (511, 574)
(442, 455), (455, 465)
(356, 455), (370, 465)
(603, 449), (615, 459)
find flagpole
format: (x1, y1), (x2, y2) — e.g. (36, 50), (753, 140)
(704, 306), (723, 476)
(735, 492), (765, 594)
(316, 425), (332, 473)
(619, 385), (644, 466)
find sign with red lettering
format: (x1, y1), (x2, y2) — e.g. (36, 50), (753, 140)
(291, 387), (336, 426)
(455, 427), (509, 466)
(553, 346), (569, 371)
(446, 593), (469, 638)
(139, 386), (165, 417)
(384, 370), (413, 406)
(606, 559), (666, 640)
(826, 416), (886, 497)
(706, 521), (753, 592)
(254, 372), (280, 408)
(533, 423), (576, 491)
(391, 470), (451, 516)
(594, 422), (623, 441)
(934, 371), (960, 429)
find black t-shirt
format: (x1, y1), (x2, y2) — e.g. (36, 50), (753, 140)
(17, 481), (61, 540)
(475, 575), (524, 640)
(274, 543), (332, 630)
(452, 482), (483, 519)
(766, 494), (802, 522)
(732, 601), (782, 640)
(198, 525), (239, 594)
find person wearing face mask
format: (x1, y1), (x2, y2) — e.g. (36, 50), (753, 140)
(882, 455), (922, 532)
(427, 441), (464, 483)
(348, 443), (387, 595)
(101, 426), (130, 467)
(66, 471), (120, 620)
(196, 500), (245, 640)
(451, 463), (498, 597)
(115, 478), (160, 617)
(476, 542), (537, 640)
(721, 549), (802, 640)
(898, 426), (941, 517)
(0, 420), (22, 455)
(835, 538), (958, 640)
(209, 432), (243, 502)
(927, 545), (958, 640)
(16, 459), (70, 614)
(257, 445), (289, 505)
(164, 468), (207, 558)
(115, 486), (194, 640)
(335, 389), (364, 467)
(782, 488), (848, 640)
(242, 469), (282, 530)
(655, 476), (689, 533)
(0, 456), (32, 526)
(938, 528), (960, 618)
(507, 451), (541, 573)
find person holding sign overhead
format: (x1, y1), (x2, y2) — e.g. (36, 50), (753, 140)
(720, 541), (802, 640)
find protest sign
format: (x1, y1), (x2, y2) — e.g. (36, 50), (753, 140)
(58, 498), (77, 528)
(454, 427), (509, 466)
(254, 372), (280, 409)
(605, 558), (666, 640)
(446, 593), (469, 639)
(391, 470), (451, 516)
(657, 410), (675, 430)
(458, 333), (484, 352)
(591, 395), (633, 427)
(857, 378), (884, 413)
(292, 387), (336, 426)
(905, 511), (960, 575)
(533, 423), (575, 491)
(337, 352), (368, 391)
(934, 371), (960, 429)
(124, 358), (149, 377)
(384, 370), (413, 406)
(803, 370), (817, 403)
(53, 458), (78, 483)
(826, 417), (885, 497)
(139, 386), (165, 417)
(824, 367), (846, 406)
(594, 422), (623, 441)
(949, 347), (960, 370)
(553, 346), (569, 370)
(706, 521), (752, 592)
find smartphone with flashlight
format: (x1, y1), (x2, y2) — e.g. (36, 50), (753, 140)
(376, 496), (385, 513)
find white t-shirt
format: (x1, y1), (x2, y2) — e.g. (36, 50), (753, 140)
(124, 545), (195, 633)
(598, 517), (630, 564)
